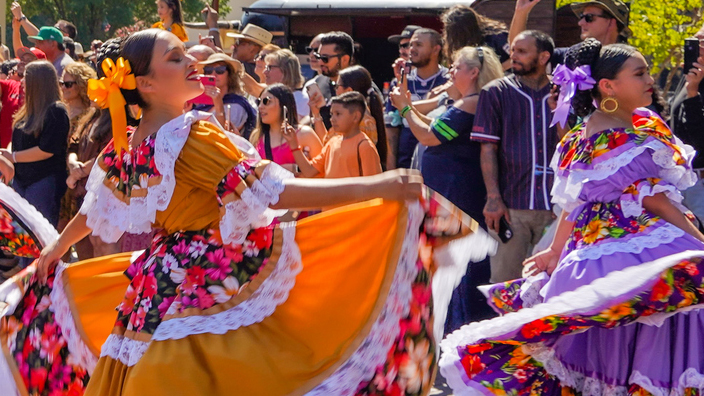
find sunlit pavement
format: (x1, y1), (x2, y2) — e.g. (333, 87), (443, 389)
(430, 373), (454, 396)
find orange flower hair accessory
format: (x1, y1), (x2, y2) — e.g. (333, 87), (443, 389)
(87, 57), (137, 154)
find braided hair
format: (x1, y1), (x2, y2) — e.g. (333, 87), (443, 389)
(94, 36), (140, 132)
(565, 38), (638, 117)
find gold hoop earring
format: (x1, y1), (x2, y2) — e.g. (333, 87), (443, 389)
(600, 96), (619, 113)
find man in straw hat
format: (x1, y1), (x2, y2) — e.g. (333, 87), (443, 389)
(508, 0), (630, 66)
(226, 24), (273, 82)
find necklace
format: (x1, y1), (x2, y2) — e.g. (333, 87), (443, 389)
(412, 68), (443, 95)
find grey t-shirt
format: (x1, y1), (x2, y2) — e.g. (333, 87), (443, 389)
(53, 52), (74, 77)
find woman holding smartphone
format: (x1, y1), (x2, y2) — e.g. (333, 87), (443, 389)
(250, 83), (321, 174)
(196, 53), (257, 139)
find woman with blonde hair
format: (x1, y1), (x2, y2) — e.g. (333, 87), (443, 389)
(254, 43), (281, 82)
(263, 49), (310, 120)
(391, 45), (504, 330)
(2, 60), (69, 227)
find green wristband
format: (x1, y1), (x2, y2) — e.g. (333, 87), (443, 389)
(400, 105), (411, 117)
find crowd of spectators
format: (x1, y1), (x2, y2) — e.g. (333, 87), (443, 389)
(0, 0), (702, 337)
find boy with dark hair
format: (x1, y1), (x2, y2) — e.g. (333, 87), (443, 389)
(285, 91), (382, 180)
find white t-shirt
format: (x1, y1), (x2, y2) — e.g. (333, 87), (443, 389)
(293, 89), (309, 120)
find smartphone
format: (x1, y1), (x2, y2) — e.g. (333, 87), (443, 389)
(189, 75), (216, 106)
(498, 217), (513, 243)
(684, 37), (700, 75)
(400, 67), (406, 85)
(403, 61), (412, 75)
(306, 83), (322, 99)
(283, 105), (289, 124)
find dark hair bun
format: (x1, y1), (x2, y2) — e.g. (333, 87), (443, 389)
(566, 38), (602, 70)
(96, 37), (124, 78)
(566, 38), (602, 117)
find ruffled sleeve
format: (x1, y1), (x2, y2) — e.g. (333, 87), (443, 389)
(216, 160), (292, 245)
(550, 108), (698, 214)
(620, 177), (686, 218)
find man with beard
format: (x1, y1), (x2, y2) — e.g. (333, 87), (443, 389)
(307, 31), (354, 129)
(385, 28), (448, 169)
(471, 30), (557, 282)
(509, 0), (630, 67)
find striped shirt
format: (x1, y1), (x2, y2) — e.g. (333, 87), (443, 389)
(471, 75), (557, 211)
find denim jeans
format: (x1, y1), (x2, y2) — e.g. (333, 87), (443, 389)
(13, 173), (66, 228)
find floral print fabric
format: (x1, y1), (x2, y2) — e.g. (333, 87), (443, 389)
(4, 265), (90, 396)
(0, 205), (40, 257)
(456, 257), (704, 396)
(356, 260), (436, 396)
(115, 227), (273, 336)
(97, 128), (162, 203)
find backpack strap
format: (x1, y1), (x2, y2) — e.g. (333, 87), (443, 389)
(357, 139), (365, 176)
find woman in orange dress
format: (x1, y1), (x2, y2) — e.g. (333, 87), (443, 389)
(0, 29), (490, 396)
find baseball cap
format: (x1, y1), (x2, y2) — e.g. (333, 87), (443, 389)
(16, 46), (47, 61)
(28, 26), (64, 44)
(388, 25), (422, 45)
(570, 0), (630, 26)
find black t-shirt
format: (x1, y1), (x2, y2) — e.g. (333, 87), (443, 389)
(484, 31), (511, 64)
(550, 44), (580, 69)
(12, 102), (70, 186)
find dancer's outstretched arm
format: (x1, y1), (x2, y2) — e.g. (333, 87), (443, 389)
(275, 168), (423, 210)
(36, 213), (91, 281)
(523, 210), (574, 276)
(644, 192), (704, 243)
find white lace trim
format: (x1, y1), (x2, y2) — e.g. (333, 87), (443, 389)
(151, 223), (301, 340)
(305, 202), (424, 396)
(562, 222), (686, 263)
(439, 250), (704, 394)
(550, 138), (697, 210)
(79, 111), (218, 243)
(530, 343), (704, 396)
(49, 263), (99, 373)
(100, 333), (150, 367)
(432, 228), (496, 344)
(0, 183), (58, 248)
(219, 163), (291, 245)
(621, 183), (684, 218)
(0, 182), (59, 317)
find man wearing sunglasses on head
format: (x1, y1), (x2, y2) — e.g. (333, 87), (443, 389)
(508, 0), (630, 68)
(307, 31), (354, 130)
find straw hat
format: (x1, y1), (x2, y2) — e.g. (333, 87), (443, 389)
(199, 53), (243, 73)
(226, 24), (273, 47)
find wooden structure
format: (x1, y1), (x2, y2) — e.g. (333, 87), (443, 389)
(242, 0), (565, 84)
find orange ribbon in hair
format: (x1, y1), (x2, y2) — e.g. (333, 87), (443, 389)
(87, 57), (137, 154)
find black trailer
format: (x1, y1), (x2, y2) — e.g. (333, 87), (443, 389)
(239, 0), (578, 85)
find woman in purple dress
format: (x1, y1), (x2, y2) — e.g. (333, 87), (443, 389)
(440, 38), (704, 396)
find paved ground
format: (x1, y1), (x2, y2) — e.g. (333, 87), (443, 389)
(430, 373), (454, 396)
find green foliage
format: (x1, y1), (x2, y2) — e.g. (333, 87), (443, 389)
(556, 0), (703, 83)
(5, 0), (231, 51)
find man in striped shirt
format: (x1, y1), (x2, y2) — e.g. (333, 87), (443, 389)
(471, 30), (558, 282)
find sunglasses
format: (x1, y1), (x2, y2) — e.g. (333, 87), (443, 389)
(264, 64), (281, 73)
(60, 80), (77, 88)
(578, 13), (611, 23)
(305, 46), (317, 54)
(255, 53), (268, 61)
(203, 65), (228, 75)
(314, 52), (344, 63)
(259, 97), (273, 106)
(399, 42), (410, 49)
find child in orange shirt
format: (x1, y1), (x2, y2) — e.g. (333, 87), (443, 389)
(284, 92), (382, 178)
